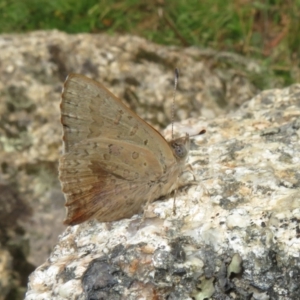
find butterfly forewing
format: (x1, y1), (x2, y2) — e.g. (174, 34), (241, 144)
(61, 74), (174, 164)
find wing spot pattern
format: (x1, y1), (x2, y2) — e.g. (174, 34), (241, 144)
(108, 144), (123, 156)
(114, 109), (124, 125)
(130, 124), (139, 136)
(132, 152), (139, 159)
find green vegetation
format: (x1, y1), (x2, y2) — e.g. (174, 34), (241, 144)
(1, 0), (300, 87)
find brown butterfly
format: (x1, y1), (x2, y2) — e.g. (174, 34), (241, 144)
(59, 74), (190, 225)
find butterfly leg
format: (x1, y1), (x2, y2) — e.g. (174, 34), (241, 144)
(172, 164), (197, 215)
(182, 164), (209, 198)
(187, 163), (197, 181)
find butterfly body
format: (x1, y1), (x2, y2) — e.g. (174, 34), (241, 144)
(59, 74), (189, 225)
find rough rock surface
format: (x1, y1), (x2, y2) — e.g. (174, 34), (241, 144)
(0, 29), (277, 299)
(0, 183), (34, 300)
(0, 29), (259, 264)
(26, 83), (300, 299)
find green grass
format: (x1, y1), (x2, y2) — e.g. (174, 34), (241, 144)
(1, 0), (300, 88)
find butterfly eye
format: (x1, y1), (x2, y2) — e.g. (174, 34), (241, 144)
(171, 141), (187, 159)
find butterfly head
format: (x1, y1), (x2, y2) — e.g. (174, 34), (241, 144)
(168, 133), (190, 162)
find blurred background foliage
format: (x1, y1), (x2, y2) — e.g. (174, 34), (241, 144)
(1, 0), (300, 88)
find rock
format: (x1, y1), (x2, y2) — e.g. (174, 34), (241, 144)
(25, 83), (300, 299)
(0, 183), (34, 300)
(0, 29), (260, 273)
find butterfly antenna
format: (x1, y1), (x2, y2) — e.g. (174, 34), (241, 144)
(171, 68), (179, 139)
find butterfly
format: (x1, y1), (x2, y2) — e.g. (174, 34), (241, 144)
(59, 74), (190, 225)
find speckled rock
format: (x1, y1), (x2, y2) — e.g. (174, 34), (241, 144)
(25, 84), (300, 299)
(0, 183), (34, 300)
(0, 29), (261, 274)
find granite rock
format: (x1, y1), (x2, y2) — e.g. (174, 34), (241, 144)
(0, 29), (260, 276)
(25, 83), (300, 299)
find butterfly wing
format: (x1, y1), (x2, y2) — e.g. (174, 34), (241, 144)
(61, 74), (176, 168)
(59, 74), (184, 225)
